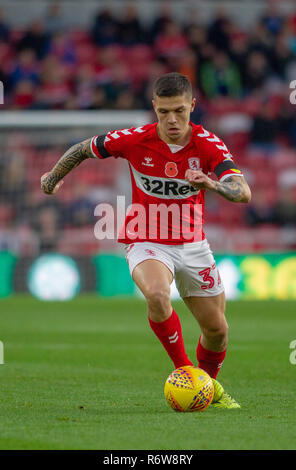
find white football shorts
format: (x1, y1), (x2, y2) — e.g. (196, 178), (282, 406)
(123, 239), (224, 298)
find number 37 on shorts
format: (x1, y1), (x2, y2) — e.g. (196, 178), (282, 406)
(198, 263), (222, 290)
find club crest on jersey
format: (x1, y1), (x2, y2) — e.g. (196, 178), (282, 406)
(165, 162), (178, 177)
(188, 157), (200, 170)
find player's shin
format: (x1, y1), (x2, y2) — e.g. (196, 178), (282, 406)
(148, 309), (193, 369)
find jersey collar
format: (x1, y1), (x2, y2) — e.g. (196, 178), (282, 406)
(153, 121), (196, 152)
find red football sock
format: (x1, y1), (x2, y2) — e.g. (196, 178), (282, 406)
(196, 336), (227, 379)
(148, 309), (193, 369)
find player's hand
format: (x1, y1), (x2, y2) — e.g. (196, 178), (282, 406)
(185, 169), (215, 191)
(41, 172), (64, 195)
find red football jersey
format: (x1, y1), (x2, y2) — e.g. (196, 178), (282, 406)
(90, 122), (243, 244)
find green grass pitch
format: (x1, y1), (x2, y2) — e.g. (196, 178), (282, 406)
(0, 295), (295, 450)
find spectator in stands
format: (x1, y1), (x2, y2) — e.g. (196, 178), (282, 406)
(0, 7), (10, 42)
(24, 192), (64, 253)
(186, 24), (209, 65)
(91, 8), (119, 46)
(140, 59), (168, 109)
(114, 89), (140, 110)
(103, 62), (131, 106)
(0, 152), (27, 219)
(148, 2), (173, 43)
(290, 8), (296, 35)
(245, 188), (275, 226)
(154, 20), (188, 64)
(242, 51), (271, 93)
(273, 187), (296, 226)
(207, 6), (231, 53)
(176, 47), (198, 90)
(36, 57), (72, 109)
(66, 182), (95, 227)
(17, 20), (50, 60)
(249, 100), (279, 152)
(248, 20), (274, 57)
(94, 45), (118, 85)
(187, 25), (216, 84)
(117, 4), (144, 46)
(35, 203), (62, 253)
(260, 0), (285, 36)
(228, 34), (249, 80)
(11, 79), (35, 109)
(200, 50), (242, 98)
(270, 32), (295, 80)
(74, 64), (96, 109)
(87, 86), (108, 110)
(44, 1), (67, 35)
(183, 5), (202, 32)
(49, 32), (77, 66)
(9, 49), (39, 88)
(286, 20), (296, 56)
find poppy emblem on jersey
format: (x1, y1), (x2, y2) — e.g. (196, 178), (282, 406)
(188, 157), (200, 170)
(165, 162), (178, 177)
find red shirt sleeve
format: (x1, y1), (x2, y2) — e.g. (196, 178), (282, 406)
(90, 127), (145, 160)
(198, 127), (243, 181)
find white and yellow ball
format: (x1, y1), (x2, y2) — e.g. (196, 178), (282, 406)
(164, 365), (214, 412)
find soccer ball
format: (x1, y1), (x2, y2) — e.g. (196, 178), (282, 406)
(164, 365), (214, 412)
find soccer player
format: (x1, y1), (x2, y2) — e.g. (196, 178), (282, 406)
(41, 73), (251, 409)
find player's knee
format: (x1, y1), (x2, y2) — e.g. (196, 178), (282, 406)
(146, 287), (171, 320)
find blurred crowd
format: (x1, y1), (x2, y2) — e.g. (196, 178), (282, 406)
(0, 2), (296, 254)
(0, 2), (295, 110)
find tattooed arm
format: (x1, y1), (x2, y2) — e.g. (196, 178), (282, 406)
(41, 138), (94, 195)
(185, 170), (251, 203)
(211, 175), (251, 203)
